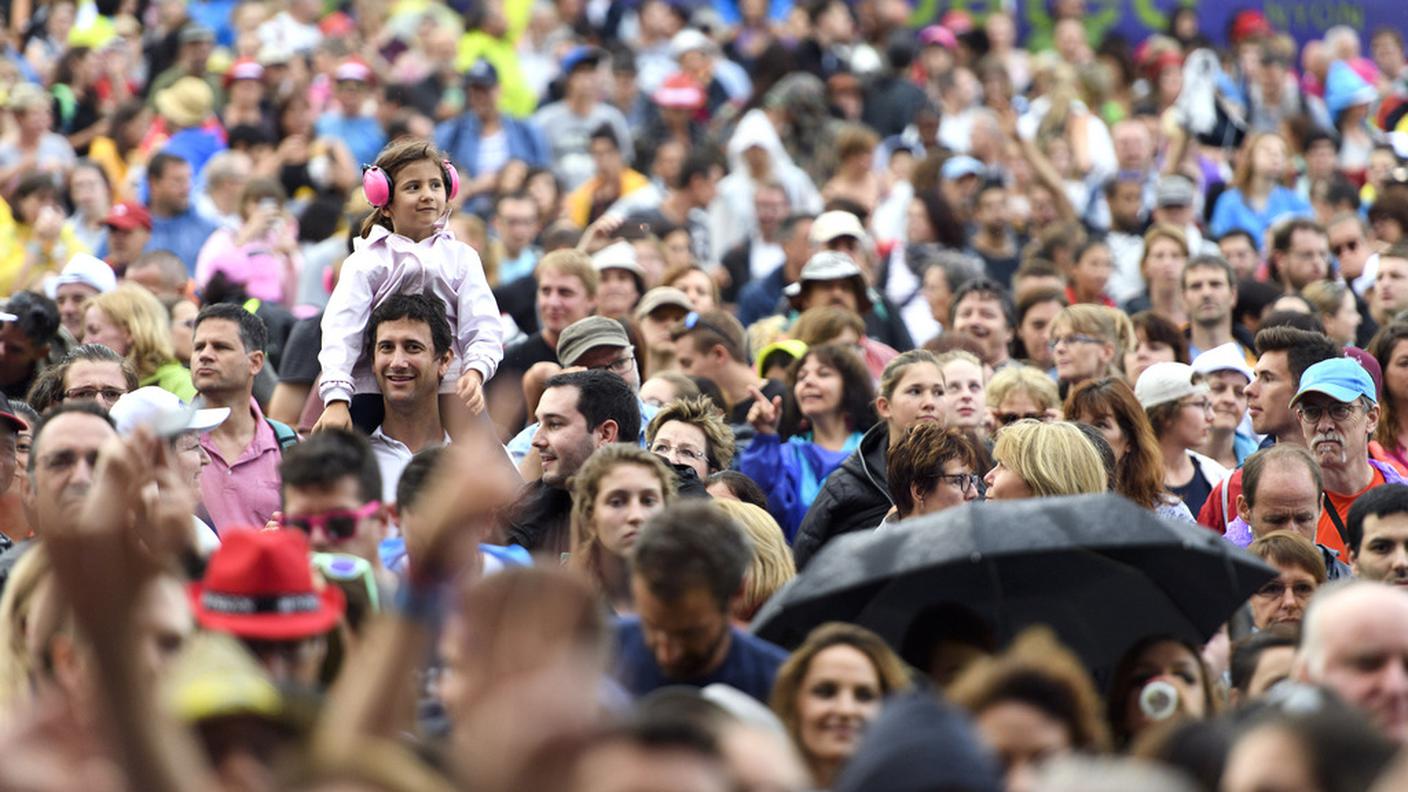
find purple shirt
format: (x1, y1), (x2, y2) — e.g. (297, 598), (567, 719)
(199, 398), (283, 531)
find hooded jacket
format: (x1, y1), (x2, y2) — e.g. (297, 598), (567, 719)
(793, 422), (892, 569)
(833, 692), (1002, 792)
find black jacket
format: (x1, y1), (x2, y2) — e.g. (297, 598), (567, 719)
(793, 422), (892, 569)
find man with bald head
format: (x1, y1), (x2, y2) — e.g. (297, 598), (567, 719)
(1295, 580), (1408, 741)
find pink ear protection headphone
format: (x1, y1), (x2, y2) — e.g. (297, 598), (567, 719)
(362, 159), (460, 208)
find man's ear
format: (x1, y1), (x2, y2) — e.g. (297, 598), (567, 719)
(248, 349), (266, 377)
(595, 419), (621, 446)
(1235, 494), (1252, 525)
(1365, 402), (1381, 437)
(437, 351), (452, 381)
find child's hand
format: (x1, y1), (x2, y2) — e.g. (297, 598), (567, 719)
(457, 370), (485, 415)
(312, 402), (353, 434)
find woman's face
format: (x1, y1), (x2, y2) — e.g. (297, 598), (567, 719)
(794, 355), (845, 420)
(1388, 340), (1408, 408)
(169, 299), (198, 365)
(281, 99), (313, 136)
(975, 700), (1072, 792)
(1018, 300), (1062, 369)
(83, 306), (130, 356)
(1251, 136), (1288, 180)
(13, 426), (32, 489)
(1167, 393), (1213, 449)
(878, 362), (944, 435)
(527, 171), (560, 218)
(941, 359), (985, 430)
(672, 269), (716, 312)
(590, 463), (666, 556)
(1077, 408), (1130, 463)
(1143, 238), (1186, 287)
(1050, 320), (1113, 384)
(1323, 290), (1362, 346)
(650, 419), (711, 480)
(914, 457), (978, 516)
(638, 376), (680, 409)
(795, 644), (883, 768)
(1222, 727), (1316, 792)
(69, 167), (109, 214)
(1123, 329), (1176, 386)
(922, 267), (951, 326)
(1072, 245), (1112, 297)
(172, 431), (209, 491)
(633, 242), (666, 287)
(1123, 640), (1208, 738)
(597, 269), (640, 319)
(907, 199), (935, 243)
(984, 457), (1033, 501)
(1207, 370), (1250, 434)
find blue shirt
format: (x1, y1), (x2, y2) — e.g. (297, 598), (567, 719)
(315, 114), (387, 168)
(149, 209), (219, 273)
(1209, 186), (1312, 246)
(612, 617), (789, 703)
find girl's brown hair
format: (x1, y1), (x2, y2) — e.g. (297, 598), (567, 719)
(1064, 377), (1166, 509)
(359, 137), (454, 238)
(1368, 322), (1408, 450)
(568, 445), (678, 593)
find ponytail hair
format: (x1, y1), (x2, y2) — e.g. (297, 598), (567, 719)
(359, 137), (454, 238)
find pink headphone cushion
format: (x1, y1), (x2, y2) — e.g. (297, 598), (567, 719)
(363, 166), (391, 208)
(443, 160), (460, 202)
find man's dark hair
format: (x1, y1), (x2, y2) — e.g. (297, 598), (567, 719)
(948, 277), (1015, 330)
(671, 153), (716, 192)
(1254, 326), (1341, 387)
(280, 427), (382, 505)
(1229, 624), (1299, 694)
(147, 151), (186, 182)
(194, 303), (268, 354)
(705, 470), (769, 511)
(28, 401), (114, 474)
(1241, 444), (1322, 511)
(777, 212), (814, 242)
(1270, 218), (1326, 255)
(396, 446), (447, 513)
(1217, 229), (1257, 249)
(589, 123), (619, 151)
(494, 190), (538, 216)
(631, 500), (752, 608)
(1259, 309), (1326, 335)
(542, 369), (640, 443)
(671, 310), (747, 364)
(1345, 483), (1408, 555)
(1181, 254), (1236, 292)
(367, 293), (452, 359)
(3, 291), (61, 346)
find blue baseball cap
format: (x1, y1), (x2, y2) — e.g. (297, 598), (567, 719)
(560, 45), (603, 74)
(465, 59), (498, 88)
(1291, 357), (1378, 407)
(941, 155), (984, 181)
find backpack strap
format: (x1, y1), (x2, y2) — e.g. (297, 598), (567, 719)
(266, 418), (299, 451)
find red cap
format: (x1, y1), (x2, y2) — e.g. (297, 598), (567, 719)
(223, 57), (264, 89)
(189, 529), (346, 641)
(1230, 10), (1273, 44)
(652, 73), (706, 110)
(102, 201), (152, 232)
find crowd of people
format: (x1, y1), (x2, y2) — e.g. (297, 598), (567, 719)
(2, 0), (1408, 789)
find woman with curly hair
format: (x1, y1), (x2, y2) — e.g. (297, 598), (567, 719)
(739, 344), (877, 540)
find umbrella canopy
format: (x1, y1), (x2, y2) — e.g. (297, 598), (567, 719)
(753, 493), (1276, 677)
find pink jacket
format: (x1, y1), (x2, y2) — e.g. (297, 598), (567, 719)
(318, 224), (503, 404)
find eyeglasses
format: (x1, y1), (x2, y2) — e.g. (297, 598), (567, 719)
(64, 386), (125, 404)
(588, 351), (636, 376)
(313, 552), (380, 613)
(278, 501), (381, 542)
(1181, 399), (1213, 413)
(1253, 580), (1316, 600)
(651, 442), (706, 464)
(1294, 402), (1359, 424)
(1047, 334), (1104, 351)
(1332, 239), (1361, 256)
(937, 473), (982, 494)
(995, 411), (1049, 426)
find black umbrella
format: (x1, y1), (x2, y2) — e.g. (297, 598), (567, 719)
(754, 493), (1276, 676)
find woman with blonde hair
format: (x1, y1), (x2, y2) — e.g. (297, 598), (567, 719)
(770, 622), (912, 789)
(1301, 280), (1361, 347)
(984, 420), (1108, 500)
(1047, 304), (1136, 392)
(1210, 131), (1311, 242)
(714, 498), (795, 624)
(1124, 224), (1190, 326)
(568, 445), (678, 612)
(0, 545), (51, 707)
(949, 627), (1111, 791)
(646, 396), (737, 482)
(82, 284), (195, 399)
(986, 365), (1060, 431)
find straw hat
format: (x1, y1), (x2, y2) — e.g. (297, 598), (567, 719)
(155, 76), (214, 128)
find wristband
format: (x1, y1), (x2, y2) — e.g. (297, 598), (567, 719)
(394, 580), (446, 626)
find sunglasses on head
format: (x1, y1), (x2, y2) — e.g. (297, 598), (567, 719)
(278, 501), (381, 542)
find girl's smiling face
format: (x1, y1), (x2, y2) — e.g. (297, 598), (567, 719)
(384, 158), (448, 242)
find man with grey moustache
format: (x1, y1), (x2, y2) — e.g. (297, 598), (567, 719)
(1289, 357), (1408, 563)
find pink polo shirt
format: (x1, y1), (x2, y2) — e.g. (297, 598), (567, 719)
(199, 398), (284, 532)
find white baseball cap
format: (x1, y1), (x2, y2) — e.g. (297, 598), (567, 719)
(45, 253), (117, 299)
(1135, 362), (1210, 409)
(110, 387), (230, 437)
(1191, 342), (1254, 383)
(809, 210), (869, 246)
